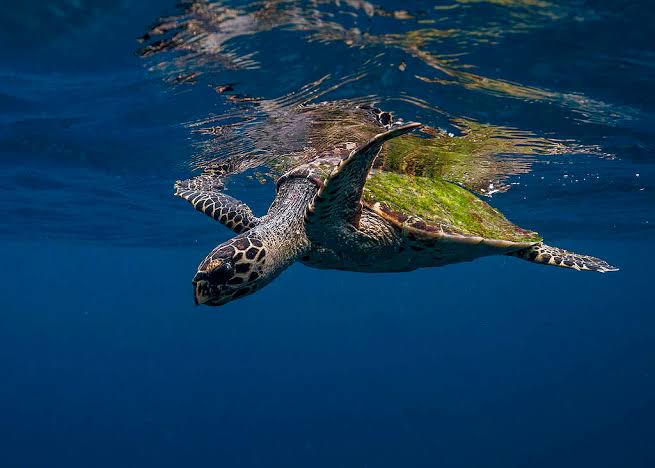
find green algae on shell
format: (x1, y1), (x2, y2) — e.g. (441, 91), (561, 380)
(363, 171), (542, 242)
(378, 119), (566, 196)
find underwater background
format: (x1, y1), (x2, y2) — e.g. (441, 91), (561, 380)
(1, 0), (654, 466)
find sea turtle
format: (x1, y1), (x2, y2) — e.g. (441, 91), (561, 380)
(176, 105), (618, 306)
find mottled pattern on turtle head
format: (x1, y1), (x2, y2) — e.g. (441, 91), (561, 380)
(357, 104), (395, 129)
(193, 232), (269, 306)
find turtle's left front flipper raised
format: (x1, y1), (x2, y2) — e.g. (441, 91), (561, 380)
(304, 122), (422, 241)
(175, 176), (260, 233)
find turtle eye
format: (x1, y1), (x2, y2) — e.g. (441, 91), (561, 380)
(205, 260), (235, 284)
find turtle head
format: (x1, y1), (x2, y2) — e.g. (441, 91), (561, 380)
(192, 233), (272, 306)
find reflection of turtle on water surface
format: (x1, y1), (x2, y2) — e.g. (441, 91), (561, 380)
(176, 104), (617, 306)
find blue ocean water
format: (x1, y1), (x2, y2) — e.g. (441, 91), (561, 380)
(1, 0), (654, 466)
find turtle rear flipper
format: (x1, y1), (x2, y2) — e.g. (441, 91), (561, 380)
(175, 176), (260, 234)
(508, 243), (618, 273)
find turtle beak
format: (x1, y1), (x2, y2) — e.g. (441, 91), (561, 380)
(192, 277), (213, 306)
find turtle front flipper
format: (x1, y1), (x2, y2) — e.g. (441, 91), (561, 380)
(508, 243), (618, 273)
(175, 176), (260, 234)
(305, 122), (422, 239)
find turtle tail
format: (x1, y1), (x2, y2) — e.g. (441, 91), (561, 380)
(508, 243), (619, 273)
